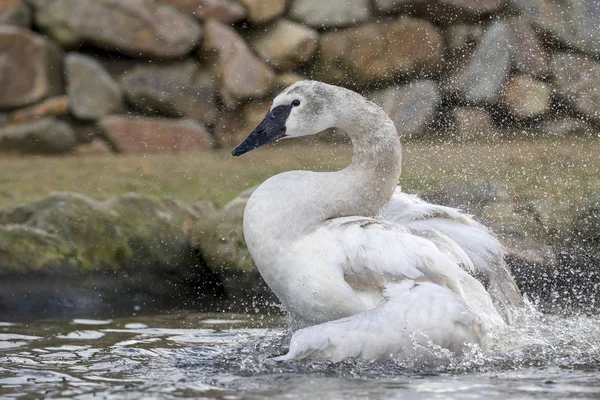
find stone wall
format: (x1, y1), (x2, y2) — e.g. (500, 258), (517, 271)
(0, 0), (599, 155)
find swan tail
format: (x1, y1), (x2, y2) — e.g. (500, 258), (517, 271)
(273, 281), (484, 363)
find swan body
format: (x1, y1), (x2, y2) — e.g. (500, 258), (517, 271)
(232, 81), (522, 362)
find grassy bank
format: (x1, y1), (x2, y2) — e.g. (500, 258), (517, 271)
(0, 136), (598, 210)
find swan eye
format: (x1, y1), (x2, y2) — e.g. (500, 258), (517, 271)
(291, 99), (301, 107)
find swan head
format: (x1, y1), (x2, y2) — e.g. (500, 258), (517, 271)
(232, 80), (337, 156)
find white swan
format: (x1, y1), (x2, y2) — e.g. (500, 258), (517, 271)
(232, 81), (522, 362)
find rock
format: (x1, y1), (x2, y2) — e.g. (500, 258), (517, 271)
(447, 20), (512, 104)
(0, 224), (75, 274)
(314, 17), (444, 85)
(421, 180), (509, 215)
(374, 0), (427, 13)
(445, 24), (484, 53)
(451, 107), (497, 141)
(0, 25), (63, 109)
(33, 0), (202, 58)
(99, 116), (213, 153)
(0, 192), (206, 272)
(189, 187), (272, 301)
(538, 118), (594, 137)
(251, 19), (318, 71)
(0, 118), (77, 155)
(503, 75), (550, 118)
(369, 80), (440, 138)
(438, 0), (504, 15)
(214, 100), (271, 148)
(0, 191), (223, 319)
(509, 0), (600, 57)
(237, 0), (285, 24)
(119, 61), (217, 124)
(162, 0), (247, 23)
(7, 96), (69, 124)
(0, 0), (31, 27)
(289, 0), (371, 28)
(203, 19), (274, 108)
(508, 18), (549, 78)
(65, 53), (123, 121)
(551, 53), (600, 121)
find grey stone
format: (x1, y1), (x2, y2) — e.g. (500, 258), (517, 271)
(508, 18), (549, 78)
(370, 80), (440, 138)
(374, 0), (426, 13)
(509, 0), (600, 57)
(289, 0), (371, 28)
(0, 118), (77, 155)
(65, 53), (123, 120)
(202, 19), (274, 108)
(448, 20), (513, 104)
(439, 0), (505, 15)
(33, 0), (202, 58)
(162, 0), (247, 23)
(551, 53), (600, 121)
(120, 61), (217, 124)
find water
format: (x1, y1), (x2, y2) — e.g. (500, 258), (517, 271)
(1, 307), (599, 399)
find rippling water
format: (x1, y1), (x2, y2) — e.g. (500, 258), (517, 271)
(1, 305), (599, 399)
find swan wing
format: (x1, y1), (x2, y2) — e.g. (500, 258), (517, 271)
(273, 280), (484, 362)
(383, 188), (523, 320)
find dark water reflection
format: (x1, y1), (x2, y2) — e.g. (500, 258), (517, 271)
(1, 308), (599, 399)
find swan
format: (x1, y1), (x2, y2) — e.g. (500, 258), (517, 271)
(231, 80), (522, 362)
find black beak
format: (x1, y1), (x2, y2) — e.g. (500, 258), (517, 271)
(232, 104), (292, 156)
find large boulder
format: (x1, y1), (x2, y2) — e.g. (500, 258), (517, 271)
(250, 19), (318, 71)
(203, 19), (274, 108)
(313, 17), (444, 85)
(551, 53), (600, 121)
(119, 61), (217, 124)
(0, 25), (62, 109)
(99, 116), (213, 153)
(502, 75), (550, 119)
(0, 192), (220, 320)
(369, 80), (440, 138)
(446, 20), (512, 104)
(0, 0), (31, 27)
(32, 0), (202, 58)
(0, 118), (77, 155)
(65, 53), (124, 121)
(0, 191), (209, 274)
(289, 0), (371, 28)
(509, 0), (600, 57)
(189, 187), (272, 301)
(162, 0), (247, 23)
(237, 0), (285, 24)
